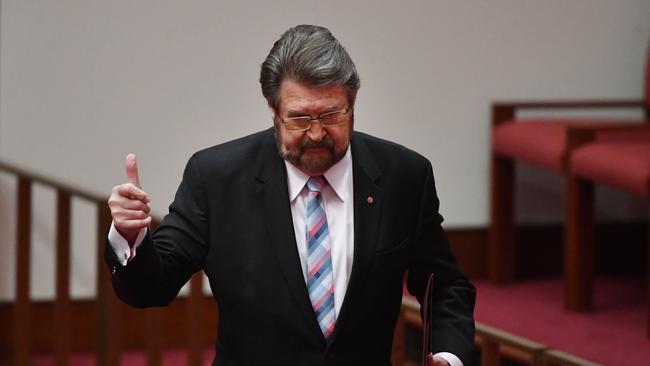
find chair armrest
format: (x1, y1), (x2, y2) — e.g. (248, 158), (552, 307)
(563, 122), (650, 166)
(492, 100), (648, 127)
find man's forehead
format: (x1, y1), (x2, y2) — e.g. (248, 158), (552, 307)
(278, 79), (348, 109)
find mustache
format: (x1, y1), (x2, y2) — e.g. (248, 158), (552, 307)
(301, 136), (334, 149)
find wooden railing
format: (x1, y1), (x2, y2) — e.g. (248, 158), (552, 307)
(401, 296), (602, 366)
(2, 159), (606, 365)
(0, 160), (206, 366)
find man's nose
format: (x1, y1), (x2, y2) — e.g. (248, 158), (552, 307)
(306, 120), (327, 141)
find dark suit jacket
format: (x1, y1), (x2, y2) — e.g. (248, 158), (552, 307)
(106, 128), (476, 366)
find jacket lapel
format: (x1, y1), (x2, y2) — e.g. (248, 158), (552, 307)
(254, 129), (325, 344)
(329, 132), (383, 343)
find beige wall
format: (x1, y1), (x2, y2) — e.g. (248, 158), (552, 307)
(1, 0), (649, 300)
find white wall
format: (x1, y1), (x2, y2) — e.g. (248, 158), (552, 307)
(1, 0), (649, 300)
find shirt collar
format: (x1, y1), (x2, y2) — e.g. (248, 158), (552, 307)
(285, 145), (352, 202)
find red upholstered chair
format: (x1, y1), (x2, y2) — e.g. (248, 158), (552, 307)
(565, 125), (650, 337)
(488, 42), (650, 311)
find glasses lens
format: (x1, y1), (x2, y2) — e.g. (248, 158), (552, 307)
(286, 117), (310, 130)
(321, 110), (346, 127)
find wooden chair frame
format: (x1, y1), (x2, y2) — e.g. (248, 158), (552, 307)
(565, 124), (650, 336)
(488, 100), (649, 311)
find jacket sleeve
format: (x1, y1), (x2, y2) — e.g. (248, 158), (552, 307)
(105, 154), (210, 307)
(406, 160), (476, 365)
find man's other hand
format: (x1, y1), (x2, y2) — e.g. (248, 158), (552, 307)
(427, 353), (451, 366)
(108, 153), (152, 244)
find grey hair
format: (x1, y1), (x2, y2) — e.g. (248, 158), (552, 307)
(260, 25), (360, 110)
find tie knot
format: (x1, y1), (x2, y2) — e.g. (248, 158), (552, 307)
(306, 176), (326, 193)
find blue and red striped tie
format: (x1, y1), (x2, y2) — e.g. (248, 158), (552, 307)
(305, 176), (336, 339)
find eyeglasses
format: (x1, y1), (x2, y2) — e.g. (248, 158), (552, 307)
(278, 108), (351, 131)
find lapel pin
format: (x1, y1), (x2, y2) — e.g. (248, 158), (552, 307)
(366, 196), (374, 204)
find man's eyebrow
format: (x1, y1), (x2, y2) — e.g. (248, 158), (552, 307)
(285, 109), (309, 117)
(285, 105), (343, 116)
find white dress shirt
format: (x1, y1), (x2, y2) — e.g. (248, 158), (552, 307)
(284, 147), (354, 318)
(108, 145), (461, 366)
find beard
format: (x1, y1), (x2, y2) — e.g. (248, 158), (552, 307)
(275, 129), (349, 175)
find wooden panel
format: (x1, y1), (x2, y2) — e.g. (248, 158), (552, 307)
(0, 297), (220, 357)
(448, 229), (487, 278)
(14, 177), (32, 365)
(187, 273), (204, 366)
(96, 203), (120, 366)
(488, 155), (516, 283)
(55, 190), (72, 366)
(146, 308), (162, 366)
(146, 218), (162, 366)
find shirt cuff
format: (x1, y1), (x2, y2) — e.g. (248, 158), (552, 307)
(107, 222), (147, 266)
(433, 352), (463, 366)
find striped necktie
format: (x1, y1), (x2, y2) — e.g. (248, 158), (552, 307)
(305, 176), (336, 339)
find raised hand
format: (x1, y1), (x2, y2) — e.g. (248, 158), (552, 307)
(108, 153), (152, 244)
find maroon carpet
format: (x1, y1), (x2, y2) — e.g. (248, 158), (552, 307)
(32, 349), (216, 366)
(474, 276), (649, 366)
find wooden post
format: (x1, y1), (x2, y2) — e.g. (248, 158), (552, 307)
(14, 177), (32, 365)
(564, 175), (594, 311)
(55, 190), (72, 366)
(96, 203), (120, 366)
(488, 104), (517, 283)
(488, 155), (516, 283)
(480, 338), (500, 366)
(187, 273), (204, 366)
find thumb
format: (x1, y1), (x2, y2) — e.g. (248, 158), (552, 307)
(125, 153), (141, 188)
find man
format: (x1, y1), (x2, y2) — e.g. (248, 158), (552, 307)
(106, 25), (475, 366)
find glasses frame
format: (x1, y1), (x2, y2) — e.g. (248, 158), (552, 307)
(278, 108), (351, 131)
